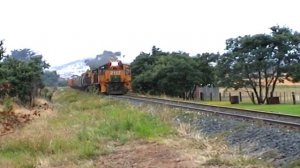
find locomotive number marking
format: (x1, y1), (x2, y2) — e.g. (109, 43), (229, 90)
(110, 71), (121, 75)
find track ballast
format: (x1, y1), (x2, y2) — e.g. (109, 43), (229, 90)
(116, 95), (300, 128)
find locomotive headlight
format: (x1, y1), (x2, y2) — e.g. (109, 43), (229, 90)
(111, 61), (119, 67)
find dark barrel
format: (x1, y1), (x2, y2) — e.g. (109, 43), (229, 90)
(230, 96), (239, 104)
(267, 97), (280, 104)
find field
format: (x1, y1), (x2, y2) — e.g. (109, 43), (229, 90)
(0, 88), (274, 167)
(203, 101), (300, 116)
(216, 85), (300, 103)
(199, 85), (300, 116)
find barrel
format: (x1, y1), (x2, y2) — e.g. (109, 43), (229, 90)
(267, 97), (280, 104)
(230, 96), (239, 104)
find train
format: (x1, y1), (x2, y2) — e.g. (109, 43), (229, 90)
(67, 60), (132, 95)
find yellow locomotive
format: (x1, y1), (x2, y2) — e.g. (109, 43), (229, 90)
(68, 60), (131, 94)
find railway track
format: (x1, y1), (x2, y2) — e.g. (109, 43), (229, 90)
(115, 95), (300, 128)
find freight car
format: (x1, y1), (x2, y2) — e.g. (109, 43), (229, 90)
(67, 60), (131, 94)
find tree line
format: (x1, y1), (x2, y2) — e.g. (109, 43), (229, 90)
(0, 42), (62, 106)
(1, 25), (299, 105)
(131, 46), (217, 99)
(131, 26), (300, 104)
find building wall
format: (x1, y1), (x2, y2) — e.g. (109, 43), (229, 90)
(193, 86), (219, 100)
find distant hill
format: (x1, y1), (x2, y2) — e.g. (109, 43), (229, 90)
(49, 59), (90, 79)
(49, 55), (132, 79)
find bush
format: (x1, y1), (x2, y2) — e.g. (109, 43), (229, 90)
(0, 47), (49, 106)
(3, 97), (13, 112)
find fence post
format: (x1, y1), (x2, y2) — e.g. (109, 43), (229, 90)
(219, 92), (222, 101)
(279, 92), (281, 103)
(239, 92), (242, 102)
(229, 92), (231, 102)
(284, 92), (286, 104)
(292, 92), (296, 105)
(210, 92), (212, 101)
(251, 92), (255, 103)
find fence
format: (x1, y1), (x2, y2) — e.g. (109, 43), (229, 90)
(194, 87), (300, 104)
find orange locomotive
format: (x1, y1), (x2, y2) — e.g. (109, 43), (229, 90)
(68, 60), (131, 94)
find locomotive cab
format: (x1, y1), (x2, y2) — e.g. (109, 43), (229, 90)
(99, 60), (131, 94)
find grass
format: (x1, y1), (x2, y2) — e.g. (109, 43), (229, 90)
(136, 90), (300, 116)
(285, 159), (300, 168)
(203, 101), (300, 116)
(174, 123), (273, 168)
(212, 85), (300, 116)
(0, 88), (172, 167)
(203, 154), (271, 167)
(0, 88), (283, 167)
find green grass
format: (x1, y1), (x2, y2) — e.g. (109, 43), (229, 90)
(203, 101), (300, 116)
(218, 85), (300, 104)
(285, 159), (300, 168)
(0, 88), (172, 167)
(206, 85), (300, 116)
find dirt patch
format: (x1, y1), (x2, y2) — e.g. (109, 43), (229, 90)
(96, 140), (198, 168)
(0, 98), (53, 136)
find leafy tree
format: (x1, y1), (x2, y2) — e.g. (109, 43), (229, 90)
(57, 78), (68, 87)
(0, 46), (49, 105)
(193, 53), (219, 86)
(287, 64), (300, 82)
(269, 26), (300, 90)
(131, 47), (169, 93)
(152, 54), (199, 98)
(42, 71), (60, 87)
(0, 40), (10, 99)
(216, 26), (300, 104)
(26, 55), (49, 103)
(131, 46), (215, 99)
(11, 48), (36, 61)
(0, 40), (5, 61)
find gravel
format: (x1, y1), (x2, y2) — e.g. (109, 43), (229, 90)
(116, 97), (300, 167)
(176, 112), (300, 167)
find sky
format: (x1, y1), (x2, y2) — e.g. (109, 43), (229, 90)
(1, 0), (300, 67)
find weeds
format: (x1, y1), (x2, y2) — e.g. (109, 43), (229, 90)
(3, 97), (13, 112)
(204, 154), (233, 166)
(285, 159), (300, 168)
(0, 88), (277, 167)
(0, 88), (172, 167)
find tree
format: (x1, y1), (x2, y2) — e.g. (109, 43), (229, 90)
(131, 47), (215, 99)
(152, 54), (203, 98)
(131, 47), (168, 94)
(287, 64), (300, 82)
(216, 26), (300, 104)
(57, 78), (68, 87)
(193, 53), (219, 86)
(42, 71), (60, 87)
(0, 40), (5, 61)
(269, 26), (300, 94)
(10, 48), (36, 61)
(0, 47), (49, 105)
(26, 55), (49, 104)
(0, 40), (10, 99)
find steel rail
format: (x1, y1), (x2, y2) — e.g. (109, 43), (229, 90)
(117, 95), (300, 128)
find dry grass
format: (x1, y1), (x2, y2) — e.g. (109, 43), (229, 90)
(123, 102), (274, 167)
(0, 89), (172, 167)
(165, 123), (273, 168)
(0, 89), (274, 168)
